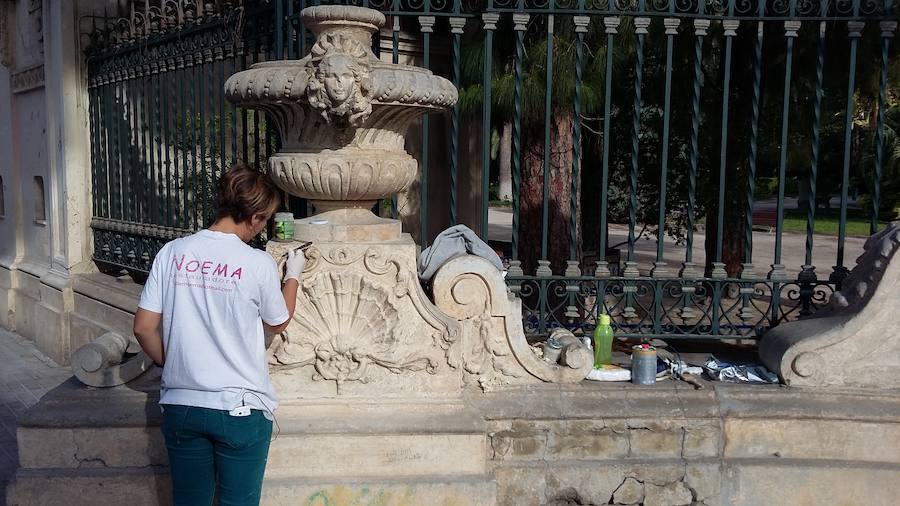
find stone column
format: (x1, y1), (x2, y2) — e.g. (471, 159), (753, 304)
(0, 0), (97, 363)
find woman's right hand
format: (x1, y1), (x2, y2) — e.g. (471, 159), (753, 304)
(284, 248), (307, 282)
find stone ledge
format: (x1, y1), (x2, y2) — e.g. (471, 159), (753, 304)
(275, 401), (485, 434)
(17, 375), (161, 429)
(72, 273), (143, 315)
(469, 382), (720, 420)
(715, 384), (900, 422)
(266, 433), (486, 478)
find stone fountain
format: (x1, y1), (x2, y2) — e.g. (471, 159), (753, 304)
(53, 6), (591, 504)
(223, 5), (591, 501)
(224, 5), (591, 401)
(11, 7), (900, 506)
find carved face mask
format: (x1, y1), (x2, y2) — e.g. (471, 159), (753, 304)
(321, 55), (355, 104)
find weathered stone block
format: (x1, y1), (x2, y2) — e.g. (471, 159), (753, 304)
(488, 421), (549, 460)
(684, 463), (722, 505)
(548, 420), (629, 460)
(625, 420), (683, 459)
(7, 467), (171, 506)
(724, 419), (900, 463)
(612, 476), (644, 504)
(681, 421), (721, 458)
(266, 433), (486, 478)
(18, 427), (167, 469)
(643, 481), (693, 506)
(723, 461), (900, 505)
(261, 477), (497, 506)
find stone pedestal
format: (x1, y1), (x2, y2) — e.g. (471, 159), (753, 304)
(266, 229), (461, 399)
(265, 218), (591, 400)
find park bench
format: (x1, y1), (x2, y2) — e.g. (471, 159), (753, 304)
(752, 209), (777, 233)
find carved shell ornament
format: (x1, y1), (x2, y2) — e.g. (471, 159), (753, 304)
(306, 32), (373, 129)
(273, 271), (438, 393)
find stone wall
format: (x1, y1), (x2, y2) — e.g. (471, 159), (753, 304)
(8, 376), (900, 505)
(0, 0), (100, 364)
(469, 384), (900, 506)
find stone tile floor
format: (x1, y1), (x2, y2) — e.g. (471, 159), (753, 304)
(0, 328), (71, 506)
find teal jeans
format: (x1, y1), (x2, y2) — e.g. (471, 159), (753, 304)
(161, 404), (273, 506)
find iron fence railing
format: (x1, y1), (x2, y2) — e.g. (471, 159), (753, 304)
(85, 0), (898, 339)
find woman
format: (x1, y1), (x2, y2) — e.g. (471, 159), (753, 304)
(133, 164), (306, 505)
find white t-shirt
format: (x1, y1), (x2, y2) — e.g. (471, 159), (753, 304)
(138, 229), (287, 417)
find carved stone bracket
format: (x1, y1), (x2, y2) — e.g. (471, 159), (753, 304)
(431, 256), (592, 389)
(760, 222), (900, 389)
(266, 239), (460, 397)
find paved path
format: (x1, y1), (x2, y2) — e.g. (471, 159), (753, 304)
(487, 208), (868, 278)
(0, 329), (70, 506)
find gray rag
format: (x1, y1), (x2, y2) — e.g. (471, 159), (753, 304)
(417, 224), (504, 282)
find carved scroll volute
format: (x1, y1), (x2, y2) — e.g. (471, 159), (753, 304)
(432, 256), (592, 387)
(760, 223), (900, 388)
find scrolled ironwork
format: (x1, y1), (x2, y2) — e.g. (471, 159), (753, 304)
(860, 0), (882, 15)
(833, 0), (856, 15)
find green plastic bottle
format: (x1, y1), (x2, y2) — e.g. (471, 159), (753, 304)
(593, 314), (614, 368)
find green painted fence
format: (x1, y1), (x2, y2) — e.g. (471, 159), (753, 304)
(85, 0), (898, 339)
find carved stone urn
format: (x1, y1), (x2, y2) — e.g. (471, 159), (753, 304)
(221, 6), (590, 401)
(225, 5), (456, 222)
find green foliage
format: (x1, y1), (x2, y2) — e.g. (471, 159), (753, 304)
(860, 105), (900, 221)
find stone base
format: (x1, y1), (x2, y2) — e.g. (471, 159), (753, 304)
(9, 379), (900, 506)
(1, 264), (70, 365)
(261, 476), (497, 506)
(292, 209), (402, 243)
(265, 234), (464, 399)
(265, 402), (487, 479)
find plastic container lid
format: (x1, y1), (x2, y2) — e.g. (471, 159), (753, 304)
(274, 212), (294, 221)
(599, 314), (611, 325)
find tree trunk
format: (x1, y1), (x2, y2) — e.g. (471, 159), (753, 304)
(498, 122), (512, 201)
(704, 207), (745, 278)
(519, 112), (579, 275)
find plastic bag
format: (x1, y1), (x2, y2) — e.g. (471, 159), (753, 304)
(704, 355), (779, 384)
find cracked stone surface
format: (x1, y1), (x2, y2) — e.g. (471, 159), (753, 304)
(643, 481), (693, 506)
(611, 477), (644, 504)
(487, 418), (720, 462)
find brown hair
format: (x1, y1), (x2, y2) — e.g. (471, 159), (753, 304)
(214, 164), (281, 223)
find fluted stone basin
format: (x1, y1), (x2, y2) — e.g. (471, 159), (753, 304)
(225, 5), (457, 213)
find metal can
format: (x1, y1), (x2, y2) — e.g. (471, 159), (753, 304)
(542, 336), (563, 364)
(631, 344), (657, 385)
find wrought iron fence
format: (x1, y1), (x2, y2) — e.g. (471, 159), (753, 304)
(85, 0), (898, 339)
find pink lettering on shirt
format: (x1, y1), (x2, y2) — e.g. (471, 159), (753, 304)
(171, 254), (243, 288)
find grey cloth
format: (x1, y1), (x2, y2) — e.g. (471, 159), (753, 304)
(418, 224), (504, 282)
